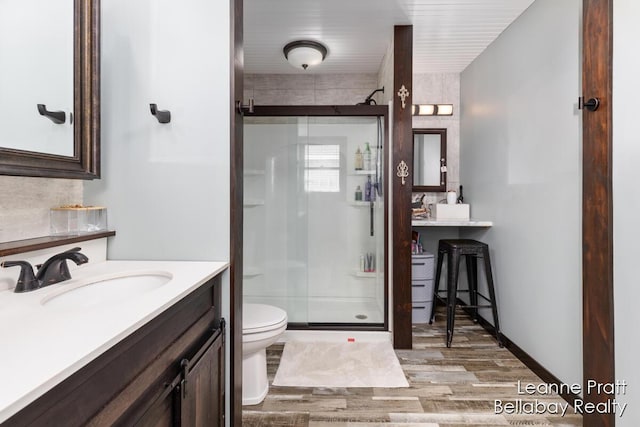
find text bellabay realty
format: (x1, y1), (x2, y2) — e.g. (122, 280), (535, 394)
(494, 380), (628, 417)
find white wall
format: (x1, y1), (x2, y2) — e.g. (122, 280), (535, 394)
(613, 0), (640, 424)
(84, 1), (231, 424)
(85, 0), (229, 262)
(460, 0), (582, 387)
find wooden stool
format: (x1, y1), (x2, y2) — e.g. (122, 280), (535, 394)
(429, 239), (502, 347)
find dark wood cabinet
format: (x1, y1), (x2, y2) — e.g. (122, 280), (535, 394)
(5, 274), (225, 427)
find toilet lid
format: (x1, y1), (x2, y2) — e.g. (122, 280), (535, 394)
(244, 304), (287, 333)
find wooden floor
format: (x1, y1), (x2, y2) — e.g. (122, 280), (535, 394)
(242, 308), (582, 426)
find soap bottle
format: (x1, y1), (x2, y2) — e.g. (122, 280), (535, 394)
(355, 185), (363, 201)
(364, 176), (372, 201)
(355, 147), (363, 170)
(364, 142), (372, 171)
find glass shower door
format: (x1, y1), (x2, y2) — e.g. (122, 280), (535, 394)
(243, 111), (386, 328)
(243, 117), (309, 323)
(305, 116), (385, 325)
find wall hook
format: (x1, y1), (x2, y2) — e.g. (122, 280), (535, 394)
(578, 97), (600, 112)
(150, 104), (171, 123)
(37, 104), (66, 124)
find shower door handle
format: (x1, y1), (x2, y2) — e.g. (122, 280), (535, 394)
(370, 200), (374, 237)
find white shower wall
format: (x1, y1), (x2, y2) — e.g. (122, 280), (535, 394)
(244, 117), (385, 324)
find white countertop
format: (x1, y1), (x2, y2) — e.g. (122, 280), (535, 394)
(0, 259), (229, 423)
(412, 219), (493, 227)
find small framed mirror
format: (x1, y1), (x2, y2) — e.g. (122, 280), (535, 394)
(413, 128), (447, 192)
(0, 0), (100, 179)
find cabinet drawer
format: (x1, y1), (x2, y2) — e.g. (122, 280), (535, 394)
(412, 303), (433, 324)
(411, 279), (434, 302)
(411, 253), (434, 280)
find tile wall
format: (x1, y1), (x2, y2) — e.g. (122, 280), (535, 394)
(0, 176), (82, 242)
(244, 73), (379, 106)
(412, 73), (461, 208)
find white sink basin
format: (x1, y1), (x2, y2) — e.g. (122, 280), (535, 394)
(41, 271), (173, 309)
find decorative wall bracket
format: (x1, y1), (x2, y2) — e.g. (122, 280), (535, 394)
(150, 104), (171, 124)
(397, 85), (410, 109)
(396, 160), (409, 185)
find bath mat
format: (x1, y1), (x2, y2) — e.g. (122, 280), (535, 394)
(272, 341), (409, 388)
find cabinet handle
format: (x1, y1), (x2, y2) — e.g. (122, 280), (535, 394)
(412, 262), (425, 266)
(180, 359), (189, 399)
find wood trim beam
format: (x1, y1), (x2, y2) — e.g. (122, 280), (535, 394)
(582, 0), (614, 426)
(392, 25), (413, 349)
(230, 0), (244, 423)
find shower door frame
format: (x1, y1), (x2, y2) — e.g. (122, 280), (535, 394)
(246, 104), (390, 331)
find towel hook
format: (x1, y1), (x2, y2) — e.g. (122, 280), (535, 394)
(37, 104), (66, 124)
(150, 104), (171, 124)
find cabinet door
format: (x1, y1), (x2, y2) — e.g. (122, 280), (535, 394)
(178, 328), (225, 427)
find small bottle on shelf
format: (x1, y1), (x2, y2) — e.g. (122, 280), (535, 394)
(363, 142), (372, 171)
(355, 185), (363, 201)
(355, 147), (364, 170)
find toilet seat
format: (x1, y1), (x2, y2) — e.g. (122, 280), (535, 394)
(243, 304), (287, 334)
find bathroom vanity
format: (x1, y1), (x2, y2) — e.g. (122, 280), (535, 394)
(0, 237), (228, 426)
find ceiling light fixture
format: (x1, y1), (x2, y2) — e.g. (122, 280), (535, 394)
(283, 40), (327, 70)
(412, 104), (454, 116)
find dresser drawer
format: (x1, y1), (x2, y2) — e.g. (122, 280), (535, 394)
(411, 253), (434, 280)
(412, 279), (434, 302)
(412, 303), (433, 324)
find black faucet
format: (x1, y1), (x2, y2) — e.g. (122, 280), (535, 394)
(1, 247), (89, 293)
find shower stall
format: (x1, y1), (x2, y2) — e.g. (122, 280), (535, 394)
(243, 106), (388, 329)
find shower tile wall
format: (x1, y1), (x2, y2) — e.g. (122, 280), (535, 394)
(412, 73), (461, 206)
(0, 176), (83, 242)
(244, 73), (378, 106)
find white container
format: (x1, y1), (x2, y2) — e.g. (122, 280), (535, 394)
(447, 191), (457, 204)
(433, 203), (470, 220)
(50, 206), (108, 235)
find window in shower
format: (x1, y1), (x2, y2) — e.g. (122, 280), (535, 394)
(304, 144), (340, 193)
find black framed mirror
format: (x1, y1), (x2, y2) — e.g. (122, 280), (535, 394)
(0, 0), (100, 179)
(412, 128), (447, 192)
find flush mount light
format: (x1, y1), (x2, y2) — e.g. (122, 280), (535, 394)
(412, 104), (454, 116)
(283, 40), (328, 70)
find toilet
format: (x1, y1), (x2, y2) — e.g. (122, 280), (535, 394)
(242, 303), (288, 405)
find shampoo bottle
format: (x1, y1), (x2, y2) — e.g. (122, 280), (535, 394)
(364, 142), (372, 171)
(355, 185), (363, 201)
(355, 147), (363, 170)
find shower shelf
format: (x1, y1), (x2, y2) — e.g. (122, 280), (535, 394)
(244, 169), (265, 176)
(243, 267), (263, 277)
(349, 170), (375, 176)
(243, 198), (265, 207)
(352, 270), (376, 279)
(348, 201), (374, 207)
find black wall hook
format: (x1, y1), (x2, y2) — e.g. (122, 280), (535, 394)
(37, 104), (66, 124)
(150, 104), (171, 123)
